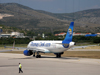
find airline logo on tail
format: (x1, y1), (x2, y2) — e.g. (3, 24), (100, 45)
(68, 28), (72, 37)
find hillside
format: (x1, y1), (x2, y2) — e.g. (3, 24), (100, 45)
(0, 3), (66, 30)
(0, 24), (25, 34)
(38, 8), (100, 24)
(37, 9), (100, 33)
(0, 3), (100, 33)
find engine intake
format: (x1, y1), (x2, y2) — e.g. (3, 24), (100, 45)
(23, 50), (33, 56)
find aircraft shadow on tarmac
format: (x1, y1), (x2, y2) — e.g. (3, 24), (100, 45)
(0, 65), (18, 67)
(40, 56), (79, 60)
(10, 56), (79, 60)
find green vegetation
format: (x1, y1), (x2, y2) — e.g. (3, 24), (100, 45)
(0, 24), (25, 34)
(73, 36), (100, 43)
(0, 38), (32, 45)
(35, 36), (100, 43)
(0, 36), (100, 45)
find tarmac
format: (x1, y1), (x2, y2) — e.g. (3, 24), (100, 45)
(0, 53), (100, 75)
(69, 49), (100, 51)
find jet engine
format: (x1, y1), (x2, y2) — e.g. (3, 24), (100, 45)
(23, 50), (33, 56)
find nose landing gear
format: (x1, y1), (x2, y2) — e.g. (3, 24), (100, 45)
(33, 52), (35, 57)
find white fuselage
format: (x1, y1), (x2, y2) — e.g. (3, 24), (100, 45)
(27, 40), (75, 53)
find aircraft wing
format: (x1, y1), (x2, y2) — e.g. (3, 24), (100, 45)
(71, 44), (99, 49)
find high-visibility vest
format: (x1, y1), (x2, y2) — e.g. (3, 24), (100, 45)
(19, 64), (22, 68)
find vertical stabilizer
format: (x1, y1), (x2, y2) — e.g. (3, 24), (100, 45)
(62, 22), (74, 44)
(12, 41), (15, 50)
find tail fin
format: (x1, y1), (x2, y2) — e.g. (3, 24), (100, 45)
(63, 22), (74, 43)
(12, 41), (15, 50)
(4, 41), (15, 51)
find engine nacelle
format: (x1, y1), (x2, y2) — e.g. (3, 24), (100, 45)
(23, 50), (33, 56)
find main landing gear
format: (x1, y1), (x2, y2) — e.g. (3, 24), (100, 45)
(33, 52), (41, 58)
(56, 54), (61, 58)
(55, 52), (64, 58)
(36, 55), (41, 58)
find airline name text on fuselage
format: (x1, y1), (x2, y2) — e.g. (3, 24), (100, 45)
(30, 42), (51, 47)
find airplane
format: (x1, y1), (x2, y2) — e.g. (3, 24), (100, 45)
(4, 22), (98, 58)
(23, 22), (75, 58)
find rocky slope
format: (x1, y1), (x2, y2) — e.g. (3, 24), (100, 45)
(0, 3), (100, 33)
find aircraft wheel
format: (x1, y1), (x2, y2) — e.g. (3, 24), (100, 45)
(33, 55), (35, 57)
(56, 54), (61, 58)
(36, 55), (38, 58)
(36, 55), (41, 58)
(39, 55), (41, 58)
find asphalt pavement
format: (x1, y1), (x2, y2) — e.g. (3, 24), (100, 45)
(0, 53), (100, 75)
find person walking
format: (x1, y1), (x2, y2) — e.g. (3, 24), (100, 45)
(19, 63), (23, 73)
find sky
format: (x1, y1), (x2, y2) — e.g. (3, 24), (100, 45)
(0, 0), (100, 13)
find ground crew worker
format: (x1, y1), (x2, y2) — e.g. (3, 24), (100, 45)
(19, 63), (23, 73)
